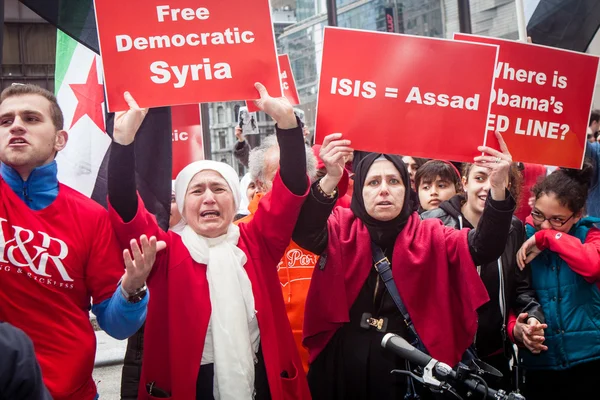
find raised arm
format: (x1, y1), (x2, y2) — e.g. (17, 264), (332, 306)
(106, 92), (168, 284)
(240, 83), (309, 261)
(468, 132), (516, 265)
(293, 134), (353, 255)
(234, 126), (251, 168)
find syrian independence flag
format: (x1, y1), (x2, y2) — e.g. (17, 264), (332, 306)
(55, 31), (110, 198)
(525, 0), (600, 52)
(21, 0), (173, 230)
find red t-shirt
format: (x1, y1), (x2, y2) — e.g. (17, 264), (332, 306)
(0, 179), (124, 400)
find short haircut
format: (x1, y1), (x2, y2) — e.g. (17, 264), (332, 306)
(248, 134), (317, 184)
(0, 84), (64, 131)
(590, 109), (600, 126)
(415, 160), (462, 193)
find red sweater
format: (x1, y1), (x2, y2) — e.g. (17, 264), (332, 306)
(0, 179), (124, 400)
(109, 173), (311, 400)
(303, 210), (490, 367)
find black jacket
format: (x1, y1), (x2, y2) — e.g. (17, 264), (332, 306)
(0, 322), (52, 400)
(421, 195), (545, 358)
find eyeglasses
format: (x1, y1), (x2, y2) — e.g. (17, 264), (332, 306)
(530, 210), (575, 227)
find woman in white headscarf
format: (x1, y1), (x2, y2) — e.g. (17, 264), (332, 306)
(235, 173), (256, 221)
(106, 84), (311, 400)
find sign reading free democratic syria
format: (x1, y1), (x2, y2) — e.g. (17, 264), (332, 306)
(94, 0), (282, 111)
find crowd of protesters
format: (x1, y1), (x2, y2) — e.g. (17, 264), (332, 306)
(0, 82), (599, 400)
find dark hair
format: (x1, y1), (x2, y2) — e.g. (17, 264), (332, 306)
(0, 84), (64, 131)
(532, 163), (594, 213)
(462, 162), (523, 205)
(415, 160), (462, 193)
(590, 110), (600, 127)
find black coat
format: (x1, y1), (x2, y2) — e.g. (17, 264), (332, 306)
(0, 322), (52, 400)
(421, 195), (545, 358)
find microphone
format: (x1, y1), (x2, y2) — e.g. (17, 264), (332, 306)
(380, 334), (527, 400)
(381, 333), (450, 387)
(381, 333), (433, 367)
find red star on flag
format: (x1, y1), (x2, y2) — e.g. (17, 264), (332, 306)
(69, 60), (106, 132)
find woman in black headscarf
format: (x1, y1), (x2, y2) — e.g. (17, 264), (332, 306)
(293, 132), (517, 400)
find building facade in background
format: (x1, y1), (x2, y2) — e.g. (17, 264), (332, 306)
(1, 0), (56, 91)
(208, 101), (277, 177)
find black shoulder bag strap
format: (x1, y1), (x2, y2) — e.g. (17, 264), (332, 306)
(371, 242), (425, 400)
(371, 242), (425, 351)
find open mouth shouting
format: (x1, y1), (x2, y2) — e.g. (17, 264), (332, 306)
(8, 137), (29, 147)
(200, 210), (221, 219)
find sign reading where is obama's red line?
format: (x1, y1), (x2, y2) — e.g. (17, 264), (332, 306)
(94, 0), (282, 112)
(315, 27), (499, 163)
(455, 33), (600, 169)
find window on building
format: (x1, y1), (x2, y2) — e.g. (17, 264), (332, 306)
(1, 22), (56, 91)
(218, 131), (227, 149)
(217, 106), (225, 124)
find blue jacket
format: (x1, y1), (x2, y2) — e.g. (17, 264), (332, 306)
(521, 217), (600, 370)
(586, 142), (600, 219)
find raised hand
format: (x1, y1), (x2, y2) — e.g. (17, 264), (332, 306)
(320, 133), (353, 180)
(121, 235), (166, 294)
(252, 82), (297, 129)
(517, 235), (542, 270)
(317, 133), (353, 195)
(235, 126), (244, 142)
(113, 92), (149, 146)
(474, 131), (513, 200)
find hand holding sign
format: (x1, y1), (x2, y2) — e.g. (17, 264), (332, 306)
(253, 82), (297, 129)
(113, 92), (149, 146)
(320, 134), (354, 181)
(318, 133), (353, 195)
(474, 131), (513, 201)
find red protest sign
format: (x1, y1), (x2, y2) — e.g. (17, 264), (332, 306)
(172, 104), (204, 179)
(94, 0), (282, 112)
(455, 34), (599, 168)
(315, 27), (499, 163)
(247, 54), (300, 112)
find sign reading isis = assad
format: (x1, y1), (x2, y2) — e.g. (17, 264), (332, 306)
(315, 27), (500, 164)
(94, 0), (282, 111)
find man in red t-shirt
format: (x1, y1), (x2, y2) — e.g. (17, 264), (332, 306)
(0, 84), (160, 400)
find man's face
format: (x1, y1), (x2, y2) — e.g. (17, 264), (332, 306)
(256, 146), (280, 193)
(588, 133), (596, 143)
(0, 94), (66, 175)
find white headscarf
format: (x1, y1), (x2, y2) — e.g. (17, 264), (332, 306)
(174, 160), (259, 400)
(237, 173), (253, 216)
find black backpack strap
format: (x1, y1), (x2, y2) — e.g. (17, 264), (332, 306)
(371, 242), (423, 349)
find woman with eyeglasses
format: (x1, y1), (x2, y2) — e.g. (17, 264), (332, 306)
(517, 163), (600, 400)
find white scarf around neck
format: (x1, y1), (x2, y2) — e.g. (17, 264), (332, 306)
(175, 161), (259, 399)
